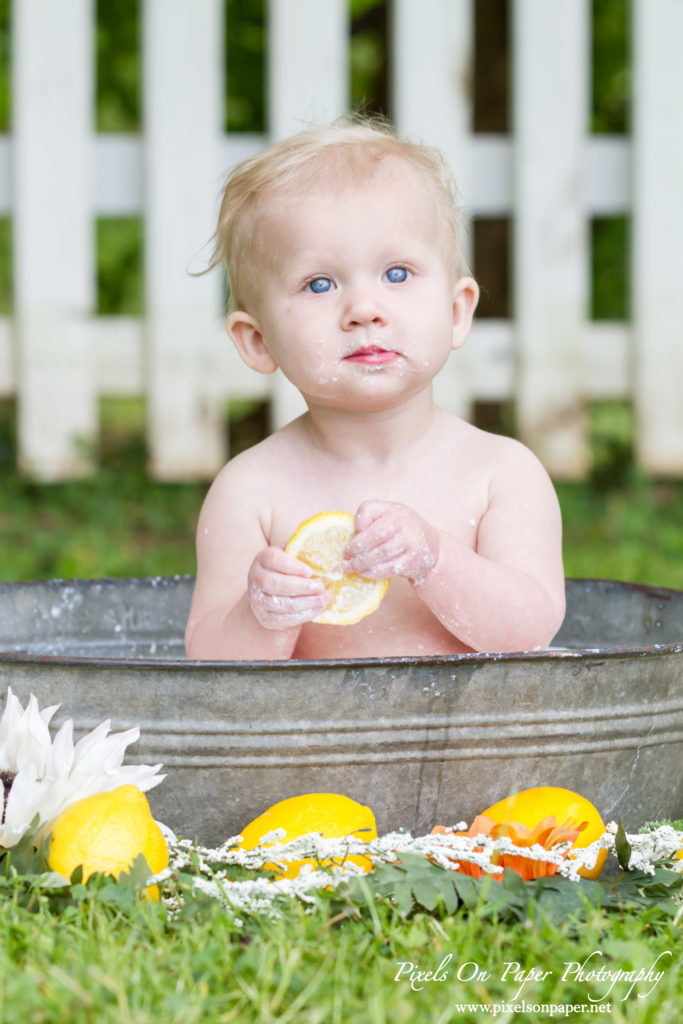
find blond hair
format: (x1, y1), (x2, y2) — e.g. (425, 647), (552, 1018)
(209, 116), (468, 311)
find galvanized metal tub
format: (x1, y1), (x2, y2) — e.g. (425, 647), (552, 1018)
(1, 576), (681, 845)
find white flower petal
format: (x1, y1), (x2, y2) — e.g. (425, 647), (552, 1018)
(0, 687), (23, 764)
(0, 692), (164, 848)
(104, 764), (166, 791)
(39, 703), (61, 728)
(13, 695), (53, 776)
(72, 720), (112, 761)
(48, 720), (75, 777)
(4, 767), (47, 831)
(0, 690), (28, 769)
(72, 727), (140, 776)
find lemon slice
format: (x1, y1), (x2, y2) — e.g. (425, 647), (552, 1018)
(285, 511), (389, 626)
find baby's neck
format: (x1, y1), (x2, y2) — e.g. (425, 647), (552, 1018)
(302, 394), (441, 465)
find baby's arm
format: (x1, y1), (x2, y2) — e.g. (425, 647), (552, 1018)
(343, 441), (565, 652)
(185, 460), (328, 660)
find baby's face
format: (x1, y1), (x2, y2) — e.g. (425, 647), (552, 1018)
(239, 168), (474, 412)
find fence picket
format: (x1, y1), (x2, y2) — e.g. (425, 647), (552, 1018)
(632, 0), (683, 474)
(144, 0), (226, 480)
(513, 0), (590, 478)
(266, 0), (349, 431)
(12, 0), (94, 480)
(393, 0), (474, 420)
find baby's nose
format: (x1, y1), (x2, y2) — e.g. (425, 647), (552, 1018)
(341, 288), (387, 329)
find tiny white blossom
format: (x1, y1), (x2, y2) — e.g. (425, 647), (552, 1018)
(160, 822), (683, 919)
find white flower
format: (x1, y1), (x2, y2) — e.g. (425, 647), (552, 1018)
(0, 687), (165, 848)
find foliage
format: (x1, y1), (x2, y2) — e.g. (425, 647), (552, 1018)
(340, 852), (683, 928)
(96, 0), (140, 133)
(0, 0), (8, 132)
(0, 398), (205, 581)
(557, 471), (683, 588)
(225, 0), (266, 133)
(97, 218), (144, 315)
(0, 820), (681, 1023)
(592, 216), (630, 321)
(0, 216), (10, 315)
(592, 0), (630, 133)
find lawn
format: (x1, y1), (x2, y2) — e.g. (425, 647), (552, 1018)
(1, 826), (682, 1024)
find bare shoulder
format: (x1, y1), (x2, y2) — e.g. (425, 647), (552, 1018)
(202, 418), (305, 506)
(437, 410), (552, 484)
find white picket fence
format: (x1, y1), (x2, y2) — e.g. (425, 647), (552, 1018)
(1, 0), (683, 481)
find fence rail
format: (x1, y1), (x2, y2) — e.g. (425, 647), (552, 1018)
(1, 0), (682, 481)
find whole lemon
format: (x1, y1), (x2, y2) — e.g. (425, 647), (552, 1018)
(48, 785), (169, 899)
(238, 792), (377, 879)
(480, 785), (607, 879)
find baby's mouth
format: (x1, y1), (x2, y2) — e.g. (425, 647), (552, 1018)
(343, 345), (400, 365)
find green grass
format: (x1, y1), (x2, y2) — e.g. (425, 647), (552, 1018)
(558, 478), (683, 589)
(1, 867), (681, 1024)
(0, 400), (205, 581)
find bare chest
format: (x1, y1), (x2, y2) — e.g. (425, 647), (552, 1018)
(267, 457), (488, 551)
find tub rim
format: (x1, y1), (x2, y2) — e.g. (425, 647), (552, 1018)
(0, 575), (681, 668)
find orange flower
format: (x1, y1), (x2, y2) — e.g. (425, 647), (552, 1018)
(432, 814), (588, 881)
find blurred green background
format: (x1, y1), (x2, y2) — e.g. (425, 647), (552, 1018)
(0, 0), (681, 588)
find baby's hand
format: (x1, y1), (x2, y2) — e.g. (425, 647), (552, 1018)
(343, 500), (440, 583)
(247, 547), (329, 630)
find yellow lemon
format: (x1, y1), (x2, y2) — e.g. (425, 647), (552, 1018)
(285, 511), (389, 625)
(480, 786), (607, 879)
(48, 785), (169, 900)
(237, 792), (377, 879)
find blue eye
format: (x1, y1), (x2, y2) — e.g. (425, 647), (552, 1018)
(385, 266), (409, 284)
(307, 276), (334, 293)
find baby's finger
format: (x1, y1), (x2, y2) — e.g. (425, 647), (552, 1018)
(344, 517), (399, 561)
(261, 591), (329, 615)
(344, 538), (405, 575)
(250, 569), (327, 600)
(353, 499), (393, 533)
(249, 588), (330, 629)
(260, 546), (318, 578)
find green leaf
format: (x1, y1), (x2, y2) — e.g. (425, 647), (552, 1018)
(344, 854), (467, 918)
(614, 820), (632, 870)
(117, 852), (155, 892)
(1, 816), (50, 877)
(69, 864), (85, 886)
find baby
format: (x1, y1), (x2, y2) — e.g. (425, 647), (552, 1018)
(185, 118), (565, 660)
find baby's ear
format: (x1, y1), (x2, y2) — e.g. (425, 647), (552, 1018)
(226, 311), (278, 374)
(451, 276), (480, 351)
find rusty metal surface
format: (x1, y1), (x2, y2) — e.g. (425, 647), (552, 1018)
(1, 577), (681, 844)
